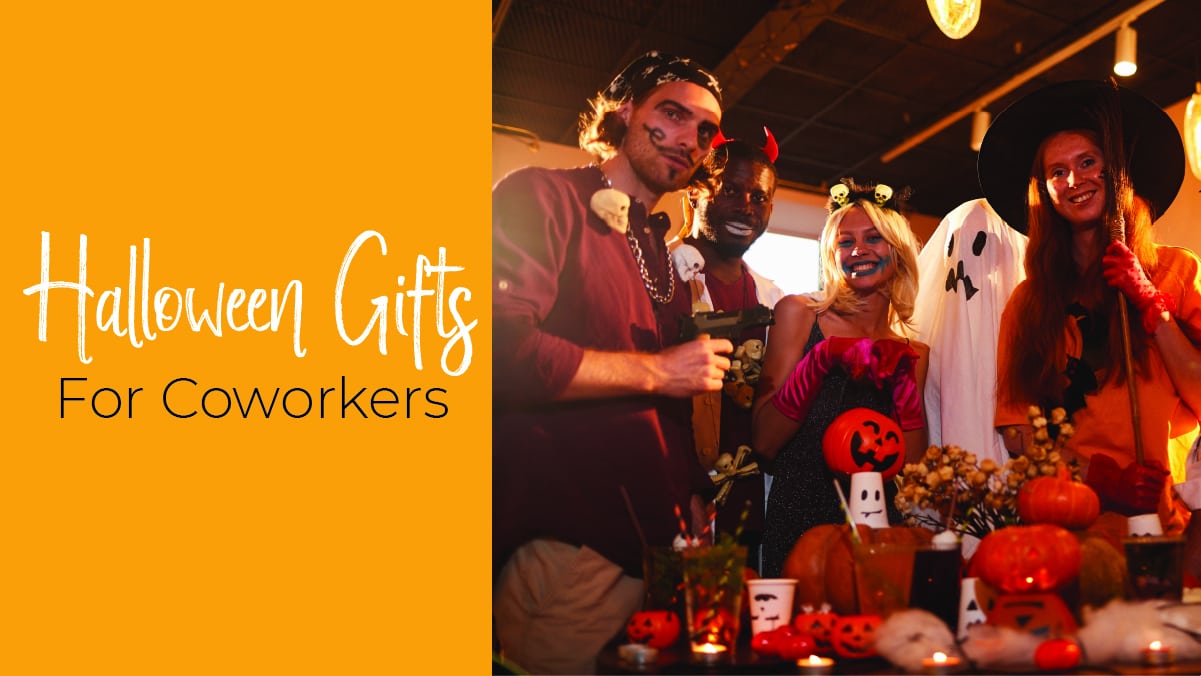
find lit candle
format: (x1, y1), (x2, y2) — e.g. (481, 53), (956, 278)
(796, 653), (835, 674)
(1141, 640), (1175, 666)
(690, 642), (728, 664)
(922, 651), (963, 675)
(617, 643), (658, 666)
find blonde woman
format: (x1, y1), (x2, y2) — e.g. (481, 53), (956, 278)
(752, 179), (928, 576)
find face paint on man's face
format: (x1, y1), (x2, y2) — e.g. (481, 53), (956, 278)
(642, 123), (666, 143)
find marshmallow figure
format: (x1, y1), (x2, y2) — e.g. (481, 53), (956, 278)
(849, 471), (890, 528)
(913, 199), (1028, 466)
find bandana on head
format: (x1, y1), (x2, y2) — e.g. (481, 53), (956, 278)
(603, 50), (722, 106)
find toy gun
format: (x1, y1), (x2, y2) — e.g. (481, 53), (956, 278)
(678, 304), (774, 343)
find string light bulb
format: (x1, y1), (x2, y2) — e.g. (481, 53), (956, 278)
(1113, 24), (1137, 77)
(926, 0), (981, 40)
(1185, 82), (1201, 181)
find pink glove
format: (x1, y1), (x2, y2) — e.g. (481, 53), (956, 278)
(1084, 453), (1170, 516)
(771, 337), (871, 422)
(1102, 241), (1176, 335)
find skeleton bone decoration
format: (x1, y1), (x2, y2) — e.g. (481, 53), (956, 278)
(711, 444), (760, 506)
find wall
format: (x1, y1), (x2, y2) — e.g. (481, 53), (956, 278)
(1150, 97), (1201, 252)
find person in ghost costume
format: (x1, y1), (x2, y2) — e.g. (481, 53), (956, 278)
(752, 179), (929, 577)
(980, 80), (1200, 534)
(913, 199), (1027, 466)
(671, 133), (784, 571)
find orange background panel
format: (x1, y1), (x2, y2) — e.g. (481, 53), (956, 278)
(0, 3), (490, 672)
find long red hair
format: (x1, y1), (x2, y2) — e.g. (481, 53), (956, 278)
(998, 134), (1159, 409)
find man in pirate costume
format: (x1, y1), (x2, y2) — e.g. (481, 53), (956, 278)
(492, 52), (732, 674)
(673, 131), (784, 570)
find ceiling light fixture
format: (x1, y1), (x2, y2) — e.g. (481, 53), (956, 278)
(970, 109), (991, 151)
(1186, 82), (1201, 181)
(926, 0), (981, 40)
(1113, 23), (1138, 77)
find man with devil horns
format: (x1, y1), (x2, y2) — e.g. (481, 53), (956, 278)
(492, 51), (731, 673)
(672, 130), (784, 570)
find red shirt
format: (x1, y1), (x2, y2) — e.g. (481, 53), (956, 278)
(493, 165), (707, 576)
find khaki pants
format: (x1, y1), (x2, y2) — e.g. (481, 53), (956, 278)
(493, 539), (643, 674)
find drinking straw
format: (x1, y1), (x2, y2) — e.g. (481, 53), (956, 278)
(833, 479), (863, 544)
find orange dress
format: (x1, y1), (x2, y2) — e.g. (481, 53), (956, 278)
(996, 246), (1201, 532)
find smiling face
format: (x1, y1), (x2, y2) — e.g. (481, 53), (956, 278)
(619, 81), (721, 196)
(836, 208), (895, 287)
(1039, 130), (1105, 230)
(695, 156), (776, 258)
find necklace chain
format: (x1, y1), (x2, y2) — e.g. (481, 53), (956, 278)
(594, 165), (676, 305)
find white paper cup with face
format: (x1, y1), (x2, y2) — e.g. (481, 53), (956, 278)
(1127, 513), (1164, 537)
(849, 471), (890, 528)
(746, 578), (797, 636)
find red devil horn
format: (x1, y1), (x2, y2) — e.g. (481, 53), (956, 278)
(711, 129), (730, 150)
(762, 126), (779, 163)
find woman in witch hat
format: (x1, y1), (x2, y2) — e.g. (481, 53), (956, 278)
(980, 79), (1197, 532)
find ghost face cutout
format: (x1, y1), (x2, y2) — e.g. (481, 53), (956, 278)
(746, 579), (797, 635)
(590, 188), (630, 233)
(849, 471), (890, 528)
(957, 576), (995, 640)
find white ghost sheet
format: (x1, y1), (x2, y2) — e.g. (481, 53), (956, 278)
(913, 199), (1028, 466)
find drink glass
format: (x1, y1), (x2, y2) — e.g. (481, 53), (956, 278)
(682, 544), (746, 661)
(909, 543), (962, 629)
(851, 540), (916, 616)
(1124, 535), (1185, 601)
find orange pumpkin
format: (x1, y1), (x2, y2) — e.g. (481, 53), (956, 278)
(830, 614), (881, 658)
(1073, 530), (1128, 609)
(783, 524), (933, 614)
(821, 408), (905, 479)
(626, 609), (680, 649)
(1017, 468), (1100, 529)
(986, 592), (1077, 638)
(793, 605), (839, 652)
(971, 525), (1081, 593)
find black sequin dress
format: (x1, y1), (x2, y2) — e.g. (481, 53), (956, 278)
(760, 323), (903, 577)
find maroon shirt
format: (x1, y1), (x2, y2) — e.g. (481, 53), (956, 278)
(700, 264), (767, 538)
(493, 165), (707, 577)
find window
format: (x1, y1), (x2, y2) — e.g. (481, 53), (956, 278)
(745, 232), (820, 296)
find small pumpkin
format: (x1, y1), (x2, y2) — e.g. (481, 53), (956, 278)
(1073, 530), (1128, 609)
(986, 592), (1077, 638)
(1035, 638), (1082, 671)
(971, 524), (1081, 593)
(822, 408), (905, 479)
(793, 604), (839, 652)
(830, 614), (881, 658)
(1017, 467), (1100, 529)
(625, 609), (680, 649)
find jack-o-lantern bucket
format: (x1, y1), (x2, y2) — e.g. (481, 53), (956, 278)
(822, 408), (905, 479)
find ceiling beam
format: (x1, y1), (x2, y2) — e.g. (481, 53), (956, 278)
(710, 0), (847, 108)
